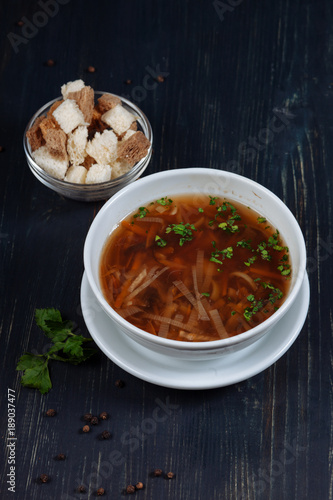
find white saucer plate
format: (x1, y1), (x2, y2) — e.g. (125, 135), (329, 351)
(80, 272), (310, 390)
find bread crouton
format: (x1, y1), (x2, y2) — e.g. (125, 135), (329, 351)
(97, 94), (121, 114)
(120, 129), (136, 142)
(88, 106), (109, 139)
(82, 155), (95, 170)
(67, 86), (94, 123)
(61, 79), (85, 99)
(26, 116), (45, 152)
(47, 100), (63, 118)
(39, 116), (60, 139)
(117, 121), (137, 140)
(52, 99), (87, 134)
(85, 164), (112, 184)
(31, 145), (68, 180)
(44, 128), (68, 161)
(101, 104), (136, 135)
(111, 159), (132, 179)
(67, 125), (88, 166)
(86, 129), (117, 165)
(117, 131), (150, 167)
(64, 165), (87, 183)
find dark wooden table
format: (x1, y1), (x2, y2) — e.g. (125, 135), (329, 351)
(1, 1), (332, 499)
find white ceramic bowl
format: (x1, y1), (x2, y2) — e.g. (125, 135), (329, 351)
(83, 168), (307, 359)
(23, 92), (153, 202)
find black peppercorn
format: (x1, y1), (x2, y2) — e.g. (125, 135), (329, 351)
(115, 379), (125, 388)
(136, 481), (144, 490)
(97, 487), (105, 495)
(154, 468), (162, 477)
(90, 416), (99, 425)
(39, 474), (49, 483)
(82, 425), (90, 433)
(77, 485), (86, 493)
(56, 453), (66, 460)
(101, 430), (111, 440)
(166, 471), (175, 479)
(46, 409), (56, 417)
(99, 411), (108, 420)
(83, 412), (92, 422)
(126, 484), (135, 494)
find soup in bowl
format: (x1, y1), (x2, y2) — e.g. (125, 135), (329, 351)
(83, 168), (307, 359)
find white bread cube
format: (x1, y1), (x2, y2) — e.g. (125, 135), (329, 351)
(61, 79), (85, 99)
(64, 165), (87, 184)
(32, 145), (68, 180)
(53, 99), (87, 134)
(111, 159), (132, 179)
(86, 129), (117, 165)
(67, 125), (88, 166)
(85, 164), (112, 184)
(121, 129), (136, 142)
(101, 104), (136, 135)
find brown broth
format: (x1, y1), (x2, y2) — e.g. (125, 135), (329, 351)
(99, 195), (291, 342)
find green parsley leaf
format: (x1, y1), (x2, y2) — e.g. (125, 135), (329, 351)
(16, 308), (97, 394)
(133, 206), (149, 218)
(156, 197), (173, 206)
(201, 292), (210, 297)
(257, 217), (267, 223)
(165, 223), (196, 246)
(155, 235), (167, 247)
(16, 354), (52, 394)
(35, 308), (62, 335)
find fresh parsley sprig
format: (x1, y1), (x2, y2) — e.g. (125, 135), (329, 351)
(16, 308), (97, 394)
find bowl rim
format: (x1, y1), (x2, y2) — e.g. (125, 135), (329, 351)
(23, 91), (153, 191)
(84, 167), (307, 351)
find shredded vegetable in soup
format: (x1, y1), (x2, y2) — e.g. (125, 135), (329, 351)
(99, 195), (291, 342)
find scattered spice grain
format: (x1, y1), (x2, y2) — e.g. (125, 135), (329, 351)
(156, 75), (165, 82)
(166, 471), (175, 479)
(115, 379), (125, 388)
(99, 411), (108, 420)
(135, 482), (144, 490)
(126, 484), (135, 494)
(97, 487), (105, 495)
(16, 20), (24, 26)
(87, 66), (96, 73)
(100, 430), (111, 440)
(153, 468), (163, 477)
(124, 79), (132, 85)
(82, 425), (90, 433)
(55, 453), (66, 460)
(39, 473), (49, 483)
(77, 485), (86, 493)
(83, 413), (92, 422)
(46, 409), (56, 417)
(46, 59), (55, 67)
(90, 416), (99, 425)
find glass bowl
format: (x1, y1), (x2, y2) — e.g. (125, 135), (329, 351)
(23, 92), (153, 202)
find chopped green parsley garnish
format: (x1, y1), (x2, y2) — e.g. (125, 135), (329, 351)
(134, 206), (149, 218)
(155, 235), (167, 247)
(257, 217), (267, 223)
(165, 223), (196, 246)
(244, 256), (257, 267)
(156, 197), (173, 206)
